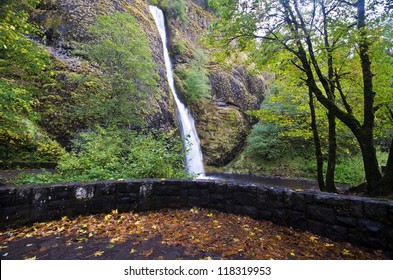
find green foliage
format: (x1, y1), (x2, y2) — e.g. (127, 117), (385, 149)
(177, 49), (211, 101)
(244, 123), (289, 161)
(13, 127), (189, 184)
(173, 39), (187, 55)
(0, 1), (63, 163)
(0, 80), (64, 162)
(0, 0), (50, 75)
(84, 12), (159, 128)
(162, 0), (188, 23)
(334, 155), (365, 185)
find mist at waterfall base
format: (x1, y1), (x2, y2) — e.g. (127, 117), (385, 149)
(149, 5), (205, 178)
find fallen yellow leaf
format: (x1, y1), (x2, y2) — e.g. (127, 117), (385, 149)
(342, 249), (354, 256)
(130, 248), (137, 254)
(309, 236), (319, 243)
(94, 250), (104, 257)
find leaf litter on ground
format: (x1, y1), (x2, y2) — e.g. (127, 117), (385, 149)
(0, 208), (387, 260)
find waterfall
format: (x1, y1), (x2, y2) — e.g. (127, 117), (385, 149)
(149, 5), (205, 178)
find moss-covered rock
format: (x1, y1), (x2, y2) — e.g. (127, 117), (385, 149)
(195, 100), (248, 166)
(31, 0), (178, 147)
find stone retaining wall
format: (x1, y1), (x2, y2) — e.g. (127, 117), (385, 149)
(0, 179), (392, 251)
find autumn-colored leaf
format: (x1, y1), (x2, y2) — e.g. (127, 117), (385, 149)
(222, 250), (239, 258)
(309, 236), (319, 243)
(130, 248), (137, 254)
(24, 256), (37, 260)
(141, 248), (154, 257)
(342, 249), (354, 257)
(94, 250), (104, 257)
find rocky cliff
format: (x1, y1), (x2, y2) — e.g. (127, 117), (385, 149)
(31, 0), (267, 167)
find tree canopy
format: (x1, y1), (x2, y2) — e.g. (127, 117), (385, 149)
(208, 0), (393, 194)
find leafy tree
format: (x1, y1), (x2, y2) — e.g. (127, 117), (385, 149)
(208, 0), (393, 194)
(84, 12), (159, 129)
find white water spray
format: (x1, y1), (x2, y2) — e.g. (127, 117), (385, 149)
(149, 5), (205, 177)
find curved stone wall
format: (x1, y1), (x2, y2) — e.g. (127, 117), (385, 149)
(0, 179), (392, 252)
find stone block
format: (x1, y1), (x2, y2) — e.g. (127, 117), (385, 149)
(335, 215), (358, 228)
(117, 193), (138, 204)
(256, 189), (269, 209)
(364, 200), (388, 221)
(188, 196), (209, 207)
(49, 186), (74, 200)
(258, 209), (272, 221)
(151, 184), (181, 196)
(188, 188), (209, 201)
(306, 205), (335, 224)
(306, 219), (326, 235)
(359, 218), (383, 234)
(233, 191), (257, 207)
(286, 210), (307, 229)
(95, 183), (118, 196)
(271, 208), (287, 225)
(288, 192), (306, 211)
(47, 199), (74, 212)
(0, 191), (15, 207)
(334, 199), (363, 218)
(209, 193), (226, 204)
(243, 206), (258, 218)
(13, 188), (31, 205)
(31, 187), (49, 207)
(324, 225), (348, 242)
(1, 205), (30, 224)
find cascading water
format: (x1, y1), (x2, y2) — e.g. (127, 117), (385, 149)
(149, 5), (205, 178)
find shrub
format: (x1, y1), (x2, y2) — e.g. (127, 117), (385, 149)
(244, 123), (289, 161)
(13, 127), (189, 184)
(162, 0), (188, 23)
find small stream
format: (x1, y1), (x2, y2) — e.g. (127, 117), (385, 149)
(205, 173), (349, 191)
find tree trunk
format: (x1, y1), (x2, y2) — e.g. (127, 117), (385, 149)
(379, 138), (393, 193)
(308, 89), (325, 191)
(325, 111), (337, 193)
(356, 0), (383, 194)
(356, 130), (382, 194)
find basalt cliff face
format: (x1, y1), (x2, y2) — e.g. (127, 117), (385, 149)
(32, 0), (267, 167)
